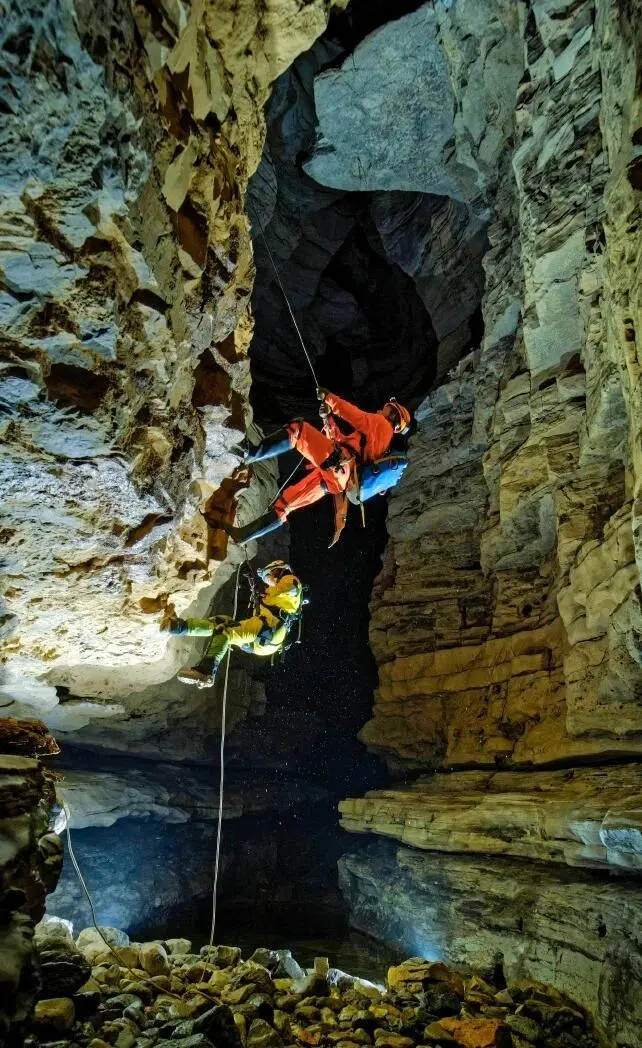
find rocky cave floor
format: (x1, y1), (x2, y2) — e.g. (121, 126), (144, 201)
(26, 919), (602, 1048)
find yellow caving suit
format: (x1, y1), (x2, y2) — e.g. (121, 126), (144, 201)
(182, 573), (304, 664)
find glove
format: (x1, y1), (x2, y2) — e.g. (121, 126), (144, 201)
(162, 616), (188, 635)
(319, 401), (331, 419)
(316, 387), (329, 402)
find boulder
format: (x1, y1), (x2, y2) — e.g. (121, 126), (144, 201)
(34, 916), (91, 996)
(387, 960), (464, 999)
(140, 942), (171, 976)
(193, 1003), (244, 1048)
(247, 1017), (283, 1048)
(167, 938), (193, 956)
(76, 927), (129, 966)
(73, 977), (102, 1015)
(248, 949), (305, 980)
(200, 945), (242, 967)
(438, 1018), (511, 1048)
(33, 997), (75, 1032)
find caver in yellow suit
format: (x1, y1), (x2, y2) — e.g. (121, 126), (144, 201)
(162, 561), (304, 689)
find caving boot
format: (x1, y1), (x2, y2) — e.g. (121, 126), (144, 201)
(177, 655), (222, 689)
(244, 430), (292, 464)
(225, 509), (286, 546)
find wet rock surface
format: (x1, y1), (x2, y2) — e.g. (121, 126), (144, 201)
(23, 932), (603, 1048)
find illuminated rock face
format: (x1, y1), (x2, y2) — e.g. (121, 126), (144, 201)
(335, 0), (642, 1038)
(359, 0), (642, 772)
(0, 0), (346, 733)
(339, 842), (642, 1047)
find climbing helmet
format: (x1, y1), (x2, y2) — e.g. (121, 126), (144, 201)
(384, 397), (412, 434)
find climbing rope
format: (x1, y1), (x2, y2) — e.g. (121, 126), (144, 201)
(59, 799), (191, 1001)
(251, 209), (320, 389)
(269, 453), (306, 507)
(209, 562), (242, 948)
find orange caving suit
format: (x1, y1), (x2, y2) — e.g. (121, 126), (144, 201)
(274, 394), (395, 521)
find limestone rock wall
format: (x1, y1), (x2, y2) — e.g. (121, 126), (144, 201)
(0, 721), (62, 1045)
(0, 0), (345, 730)
(336, 0), (642, 1039)
(339, 841), (642, 1046)
(362, 0), (642, 771)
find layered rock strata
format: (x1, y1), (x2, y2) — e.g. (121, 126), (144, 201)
(360, 0), (642, 770)
(0, 0), (346, 729)
(339, 842), (642, 1047)
(0, 719), (62, 1044)
(334, 0), (642, 1036)
(339, 764), (642, 873)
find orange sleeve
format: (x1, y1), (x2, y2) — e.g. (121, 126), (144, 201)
(325, 393), (379, 434)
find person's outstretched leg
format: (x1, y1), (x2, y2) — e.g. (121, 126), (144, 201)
(245, 430), (292, 463)
(287, 421), (335, 468)
(225, 508), (286, 545)
(177, 629), (229, 688)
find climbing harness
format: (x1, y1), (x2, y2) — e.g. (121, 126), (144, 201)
(209, 561), (241, 948)
(251, 209), (320, 389)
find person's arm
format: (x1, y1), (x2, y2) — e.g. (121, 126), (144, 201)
(324, 392), (377, 434)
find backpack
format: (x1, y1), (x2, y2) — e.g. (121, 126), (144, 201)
(347, 452), (408, 504)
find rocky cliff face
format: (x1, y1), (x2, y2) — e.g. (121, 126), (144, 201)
(331, 0), (642, 1042)
(0, 0), (346, 737)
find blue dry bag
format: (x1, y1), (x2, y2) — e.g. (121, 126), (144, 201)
(348, 453), (408, 503)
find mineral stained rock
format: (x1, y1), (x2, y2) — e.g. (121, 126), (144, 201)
(0, 0), (346, 727)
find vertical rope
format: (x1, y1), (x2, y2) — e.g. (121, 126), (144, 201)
(209, 563), (242, 948)
(251, 209), (320, 389)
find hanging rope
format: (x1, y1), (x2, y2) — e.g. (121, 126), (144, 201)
(209, 562), (242, 948)
(251, 209), (320, 389)
(269, 453), (306, 506)
(59, 798), (224, 1002)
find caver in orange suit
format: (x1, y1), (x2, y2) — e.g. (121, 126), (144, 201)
(226, 391), (411, 547)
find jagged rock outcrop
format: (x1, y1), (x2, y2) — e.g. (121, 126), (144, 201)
(340, 764), (642, 872)
(0, 0), (347, 731)
(339, 841), (642, 1047)
(0, 719), (62, 1045)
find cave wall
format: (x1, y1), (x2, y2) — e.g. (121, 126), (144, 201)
(356, 0), (642, 770)
(0, 0), (347, 736)
(0, 721), (62, 1045)
(333, 0), (642, 1042)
